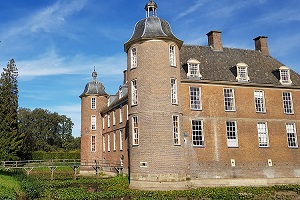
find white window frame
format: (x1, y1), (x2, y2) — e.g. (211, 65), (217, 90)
(103, 135), (105, 152)
(283, 92), (294, 114)
(254, 90), (266, 113)
(236, 63), (249, 82)
(226, 121), (238, 147)
(91, 115), (96, 130)
(107, 113), (110, 128)
(107, 133), (111, 152)
(224, 88), (236, 111)
(113, 131), (116, 151)
(286, 123), (298, 148)
(119, 105), (123, 123)
(192, 119), (204, 147)
(132, 116), (139, 145)
(126, 104), (129, 120)
(102, 115), (105, 130)
(173, 115), (180, 145)
(257, 122), (269, 147)
(91, 135), (96, 152)
(171, 78), (178, 105)
(131, 47), (137, 69)
(113, 110), (116, 126)
(91, 97), (96, 110)
(131, 79), (138, 106)
(279, 66), (292, 85)
(169, 45), (176, 67)
(120, 130), (123, 151)
(190, 87), (202, 110)
(187, 58), (202, 78)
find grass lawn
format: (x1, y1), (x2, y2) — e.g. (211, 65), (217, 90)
(0, 167), (300, 199)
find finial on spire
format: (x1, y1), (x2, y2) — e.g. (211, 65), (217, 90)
(145, 0), (158, 17)
(92, 66), (97, 81)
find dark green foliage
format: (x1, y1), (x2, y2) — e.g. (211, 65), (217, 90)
(0, 59), (24, 161)
(18, 107), (79, 156)
(32, 150), (80, 160)
(0, 185), (17, 200)
(20, 177), (44, 199)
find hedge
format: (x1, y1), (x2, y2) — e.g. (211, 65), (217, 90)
(32, 150), (80, 160)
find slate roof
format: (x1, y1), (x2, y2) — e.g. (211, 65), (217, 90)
(180, 45), (300, 86)
(124, 16), (183, 52)
(80, 71), (108, 97)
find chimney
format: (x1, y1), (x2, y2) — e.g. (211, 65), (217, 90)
(253, 36), (270, 56)
(123, 70), (128, 84)
(206, 30), (223, 51)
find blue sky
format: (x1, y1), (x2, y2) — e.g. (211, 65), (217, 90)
(0, 0), (299, 137)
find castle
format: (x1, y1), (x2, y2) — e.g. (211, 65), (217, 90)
(80, 0), (300, 190)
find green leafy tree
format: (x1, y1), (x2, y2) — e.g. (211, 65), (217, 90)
(18, 107), (77, 153)
(0, 59), (24, 160)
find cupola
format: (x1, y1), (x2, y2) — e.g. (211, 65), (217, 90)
(124, 0), (183, 52)
(80, 68), (108, 97)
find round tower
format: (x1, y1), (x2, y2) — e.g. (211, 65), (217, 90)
(80, 69), (108, 172)
(124, 0), (186, 186)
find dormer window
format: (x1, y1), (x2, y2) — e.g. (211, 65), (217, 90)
(131, 47), (137, 69)
(236, 63), (249, 82)
(119, 86), (123, 99)
(187, 58), (202, 78)
(279, 66), (292, 85)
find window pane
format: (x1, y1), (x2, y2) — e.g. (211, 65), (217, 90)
(131, 80), (138, 105)
(254, 91), (265, 112)
(133, 116), (139, 145)
(173, 115), (180, 145)
(226, 121), (238, 147)
(190, 87), (201, 110)
(283, 92), (293, 114)
(169, 45), (175, 66)
(192, 120), (204, 146)
(171, 78), (178, 104)
(257, 122), (269, 147)
(224, 88), (235, 111)
(286, 123), (298, 147)
(131, 48), (137, 68)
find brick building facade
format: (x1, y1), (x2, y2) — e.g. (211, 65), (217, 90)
(80, 0), (300, 190)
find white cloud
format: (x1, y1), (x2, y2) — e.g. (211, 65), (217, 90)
(17, 50), (126, 79)
(2, 0), (88, 40)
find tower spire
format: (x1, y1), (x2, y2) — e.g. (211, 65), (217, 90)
(145, 0), (158, 17)
(92, 66), (97, 81)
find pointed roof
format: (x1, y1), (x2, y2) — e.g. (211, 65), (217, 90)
(124, 0), (182, 52)
(79, 68), (108, 98)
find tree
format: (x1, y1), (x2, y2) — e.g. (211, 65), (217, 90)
(18, 107), (77, 153)
(0, 59), (24, 160)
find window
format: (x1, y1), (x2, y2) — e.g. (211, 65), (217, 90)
(131, 47), (137, 69)
(91, 115), (96, 130)
(102, 116), (105, 130)
(192, 120), (204, 146)
(107, 113), (110, 127)
(286, 123), (298, 148)
(120, 130), (123, 151)
(279, 66), (292, 85)
(119, 105), (123, 123)
(169, 45), (176, 66)
(190, 87), (201, 110)
(103, 135), (105, 152)
(187, 58), (201, 78)
(107, 134), (111, 152)
(113, 111), (116, 125)
(171, 78), (178, 104)
(132, 116), (139, 145)
(226, 121), (238, 147)
(131, 79), (138, 106)
(254, 90), (265, 113)
(283, 92), (294, 114)
(119, 88), (123, 99)
(257, 122), (269, 147)
(91, 136), (96, 152)
(113, 132), (116, 151)
(126, 105), (129, 120)
(173, 115), (180, 145)
(91, 97), (96, 109)
(224, 88), (235, 111)
(236, 63), (249, 82)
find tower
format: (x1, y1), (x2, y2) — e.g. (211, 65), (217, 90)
(124, 0), (186, 185)
(80, 69), (108, 172)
